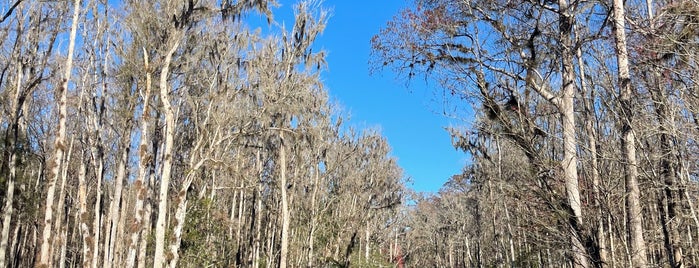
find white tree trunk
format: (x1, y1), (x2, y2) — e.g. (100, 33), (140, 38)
(126, 48), (153, 268)
(89, 126), (104, 268)
(37, 0), (81, 265)
(104, 130), (130, 268)
(280, 131), (290, 268)
(78, 155), (92, 268)
(558, 0), (588, 266)
(153, 38), (180, 268)
(0, 63), (24, 268)
(136, 173), (154, 268)
(53, 137), (74, 267)
(578, 43), (608, 266)
(611, 0), (648, 266)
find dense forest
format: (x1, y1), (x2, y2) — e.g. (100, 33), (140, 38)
(0, 0), (698, 267)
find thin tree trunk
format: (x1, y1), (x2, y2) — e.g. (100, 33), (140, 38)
(558, 1), (588, 265)
(279, 130), (290, 268)
(53, 137), (74, 267)
(611, 0), (648, 266)
(104, 127), (131, 268)
(89, 121), (104, 268)
(253, 150), (263, 268)
(0, 63), (24, 268)
(126, 47), (154, 268)
(153, 37), (181, 268)
(308, 163), (320, 267)
(136, 171), (154, 268)
(115, 187), (130, 267)
(649, 74), (683, 268)
(167, 101), (215, 268)
(78, 153), (92, 268)
(37, 0), (81, 265)
(166, 178), (191, 268)
(578, 43), (608, 267)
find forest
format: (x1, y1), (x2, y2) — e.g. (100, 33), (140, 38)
(0, 0), (698, 267)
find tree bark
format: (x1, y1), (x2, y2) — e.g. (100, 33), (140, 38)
(0, 62), (23, 268)
(104, 125), (131, 268)
(36, 0), (81, 266)
(126, 47), (153, 268)
(650, 79), (683, 268)
(88, 97), (104, 268)
(279, 130), (290, 268)
(558, 1), (588, 266)
(611, 0), (648, 266)
(153, 37), (180, 268)
(578, 43), (608, 267)
(78, 153), (92, 268)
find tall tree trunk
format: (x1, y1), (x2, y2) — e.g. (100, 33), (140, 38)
(578, 43), (608, 267)
(78, 152), (92, 268)
(136, 170), (155, 268)
(308, 163), (320, 267)
(650, 82), (683, 267)
(153, 37), (181, 268)
(279, 130), (290, 268)
(166, 178), (191, 268)
(104, 126), (131, 268)
(36, 0), (81, 265)
(89, 108), (104, 268)
(558, 1), (588, 266)
(0, 63), (24, 268)
(167, 101), (215, 268)
(53, 137), (74, 267)
(611, 0), (648, 266)
(115, 187), (130, 267)
(126, 47), (154, 268)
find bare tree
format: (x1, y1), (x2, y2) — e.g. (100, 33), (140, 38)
(36, 0), (81, 266)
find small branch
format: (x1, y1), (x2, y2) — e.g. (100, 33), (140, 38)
(0, 0), (22, 24)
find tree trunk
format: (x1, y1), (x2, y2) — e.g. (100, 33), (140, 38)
(166, 181), (190, 268)
(89, 113), (104, 268)
(126, 47), (154, 268)
(558, 1), (588, 266)
(153, 37), (180, 268)
(104, 127), (131, 268)
(78, 153), (92, 268)
(578, 44), (608, 267)
(0, 62), (24, 268)
(650, 79), (683, 267)
(136, 171), (154, 268)
(279, 130), (290, 268)
(308, 164), (320, 267)
(611, 0), (648, 266)
(52, 137), (74, 267)
(36, 0), (81, 265)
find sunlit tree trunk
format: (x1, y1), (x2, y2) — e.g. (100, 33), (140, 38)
(0, 61), (24, 268)
(279, 130), (290, 268)
(104, 125), (131, 268)
(52, 136), (74, 267)
(559, 1), (588, 266)
(611, 0), (648, 266)
(650, 79), (683, 268)
(152, 36), (180, 268)
(126, 47), (153, 268)
(37, 0), (81, 265)
(78, 152), (92, 267)
(88, 85), (104, 268)
(136, 170), (155, 268)
(578, 43), (608, 266)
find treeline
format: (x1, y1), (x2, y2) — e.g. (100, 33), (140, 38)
(0, 1), (405, 267)
(374, 0), (699, 267)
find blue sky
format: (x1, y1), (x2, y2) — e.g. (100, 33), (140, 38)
(270, 1), (468, 193)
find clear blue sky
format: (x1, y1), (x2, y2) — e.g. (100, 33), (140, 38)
(272, 1), (469, 193)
